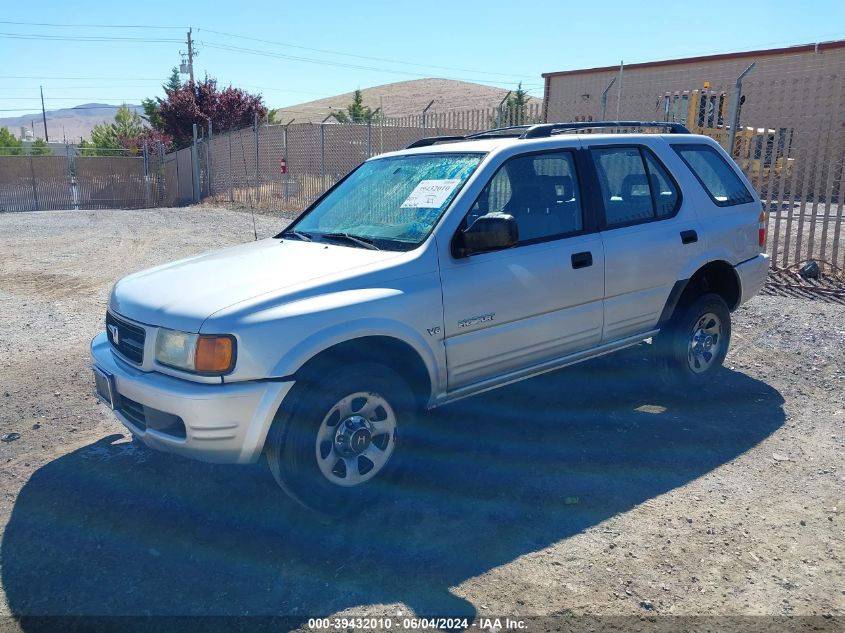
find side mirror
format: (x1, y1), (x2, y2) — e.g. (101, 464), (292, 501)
(455, 212), (519, 257)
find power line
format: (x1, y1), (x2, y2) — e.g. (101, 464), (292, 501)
(2, 83), (333, 97)
(198, 27), (532, 81)
(0, 31), (182, 43)
(0, 20), (184, 29)
(0, 20), (533, 81)
(0, 104), (142, 112)
(0, 75), (166, 81)
(0, 29), (538, 88)
(238, 84), (333, 97)
(2, 85), (170, 90)
(2, 97), (147, 101)
(200, 40), (541, 87)
(0, 24), (541, 89)
(0, 24), (542, 104)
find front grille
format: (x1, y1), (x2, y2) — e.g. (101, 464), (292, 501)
(106, 311), (146, 364)
(118, 395), (147, 430)
(117, 395), (186, 439)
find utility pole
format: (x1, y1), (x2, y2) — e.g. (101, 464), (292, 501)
(186, 28), (195, 85)
(40, 85), (48, 141)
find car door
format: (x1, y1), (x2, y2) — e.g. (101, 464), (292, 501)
(587, 141), (703, 342)
(437, 148), (605, 391)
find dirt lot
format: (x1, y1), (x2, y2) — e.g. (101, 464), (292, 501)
(0, 208), (843, 631)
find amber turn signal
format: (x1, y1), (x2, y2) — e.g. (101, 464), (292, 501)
(195, 335), (235, 373)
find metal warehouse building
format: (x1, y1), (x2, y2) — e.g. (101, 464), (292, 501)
(542, 40), (844, 136)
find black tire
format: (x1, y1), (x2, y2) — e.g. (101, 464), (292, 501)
(265, 361), (416, 516)
(655, 292), (731, 391)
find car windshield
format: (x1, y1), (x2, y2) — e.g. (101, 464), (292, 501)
(287, 152), (484, 250)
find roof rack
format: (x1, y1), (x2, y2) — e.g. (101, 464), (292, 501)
(519, 121), (690, 138)
(405, 126), (534, 149)
(465, 125), (533, 139)
(404, 135), (467, 149)
(404, 121), (690, 149)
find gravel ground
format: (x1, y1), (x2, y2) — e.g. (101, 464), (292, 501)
(0, 208), (843, 631)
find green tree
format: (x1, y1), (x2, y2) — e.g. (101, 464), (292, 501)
(142, 67), (182, 130)
(77, 139), (100, 156)
(164, 66), (182, 92)
(502, 82), (529, 126)
(334, 89), (378, 124)
(28, 138), (52, 155)
(89, 105), (146, 151)
(0, 127), (23, 155)
(141, 98), (162, 129)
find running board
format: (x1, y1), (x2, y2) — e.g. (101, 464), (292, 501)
(430, 330), (659, 408)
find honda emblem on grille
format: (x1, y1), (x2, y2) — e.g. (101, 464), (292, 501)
(108, 324), (120, 345)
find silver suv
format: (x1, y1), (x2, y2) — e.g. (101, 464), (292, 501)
(91, 121), (770, 514)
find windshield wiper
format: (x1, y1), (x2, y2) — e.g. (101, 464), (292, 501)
(280, 229), (313, 242)
(318, 232), (380, 250)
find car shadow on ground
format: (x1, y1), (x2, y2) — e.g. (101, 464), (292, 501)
(2, 347), (785, 630)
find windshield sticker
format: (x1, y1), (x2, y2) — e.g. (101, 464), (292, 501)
(400, 179), (462, 209)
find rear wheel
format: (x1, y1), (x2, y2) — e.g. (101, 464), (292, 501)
(266, 361), (416, 516)
(655, 292), (731, 391)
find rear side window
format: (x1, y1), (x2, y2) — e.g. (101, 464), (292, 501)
(673, 144), (754, 207)
(591, 146), (680, 227)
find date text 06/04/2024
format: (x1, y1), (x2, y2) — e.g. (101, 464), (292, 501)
(306, 616), (528, 630)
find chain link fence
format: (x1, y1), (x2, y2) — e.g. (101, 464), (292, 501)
(180, 101), (544, 214)
(2, 86), (841, 273)
(0, 147), (152, 212)
(174, 89), (842, 271)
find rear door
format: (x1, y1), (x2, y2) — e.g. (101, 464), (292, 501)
(437, 148), (605, 390)
(671, 142), (762, 264)
(587, 140), (702, 342)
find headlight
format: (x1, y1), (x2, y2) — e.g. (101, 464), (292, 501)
(155, 329), (235, 374)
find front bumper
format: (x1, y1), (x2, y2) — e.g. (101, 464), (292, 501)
(735, 253), (771, 306)
(90, 332), (294, 464)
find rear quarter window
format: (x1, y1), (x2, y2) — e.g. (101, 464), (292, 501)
(673, 144), (754, 207)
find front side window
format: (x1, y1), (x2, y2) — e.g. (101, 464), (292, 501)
(590, 146), (681, 227)
(290, 152), (483, 250)
(465, 151), (584, 244)
(673, 144), (754, 206)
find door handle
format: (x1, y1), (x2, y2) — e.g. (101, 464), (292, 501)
(680, 230), (698, 244)
(571, 251), (593, 269)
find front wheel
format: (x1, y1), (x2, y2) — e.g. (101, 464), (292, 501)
(265, 361), (416, 516)
(655, 292), (732, 391)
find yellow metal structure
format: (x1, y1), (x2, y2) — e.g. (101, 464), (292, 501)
(661, 89), (795, 185)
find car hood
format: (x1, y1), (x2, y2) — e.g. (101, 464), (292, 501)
(109, 238), (404, 332)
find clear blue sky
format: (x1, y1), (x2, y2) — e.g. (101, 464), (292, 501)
(1, 0), (843, 118)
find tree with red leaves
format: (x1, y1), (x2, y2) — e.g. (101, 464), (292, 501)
(156, 78), (268, 148)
